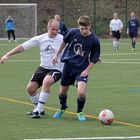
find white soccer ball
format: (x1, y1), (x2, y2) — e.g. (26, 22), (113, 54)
(98, 109), (114, 125)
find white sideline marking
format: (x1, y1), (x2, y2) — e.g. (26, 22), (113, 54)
(103, 61), (140, 64)
(101, 52), (140, 56)
(24, 136), (140, 140)
(7, 60), (39, 62)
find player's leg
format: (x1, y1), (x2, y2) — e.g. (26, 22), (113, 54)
(26, 81), (40, 115)
(53, 62), (72, 119)
(32, 70), (61, 119)
(132, 36), (136, 51)
(53, 85), (69, 119)
(11, 30), (16, 41)
(112, 31), (117, 51)
(116, 31), (121, 51)
(7, 30), (11, 42)
(76, 76), (87, 121)
(26, 66), (46, 115)
(130, 32), (135, 51)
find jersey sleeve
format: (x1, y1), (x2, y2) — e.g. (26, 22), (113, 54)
(63, 28), (75, 43)
(90, 37), (100, 64)
(21, 36), (40, 50)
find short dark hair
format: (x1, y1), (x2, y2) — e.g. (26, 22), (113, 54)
(77, 15), (91, 26)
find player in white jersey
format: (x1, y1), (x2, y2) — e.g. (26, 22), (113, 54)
(109, 13), (123, 51)
(0, 19), (63, 119)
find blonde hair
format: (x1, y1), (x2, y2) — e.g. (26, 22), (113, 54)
(47, 19), (59, 28)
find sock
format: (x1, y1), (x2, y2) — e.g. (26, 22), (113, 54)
(36, 91), (50, 112)
(77, 97), (86, 113)
(116, 41), (119, 50)
(132, 42), (136, 48)
(113, 41), (118, 51)
(59, 94), (67, 110)
(30, 93), (39, 109)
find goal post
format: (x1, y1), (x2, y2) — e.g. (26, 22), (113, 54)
(0, 3), (37, 39)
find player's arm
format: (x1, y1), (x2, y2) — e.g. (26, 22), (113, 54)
(52, 41), (66, 65)
(80, 62), (94, 77)
(109, 22), (112, 35)
(81, 38), (100, 77)
(119, 20), (123, 33)
(0, 45), (24, 64)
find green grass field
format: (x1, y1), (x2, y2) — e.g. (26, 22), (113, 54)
(0, 39), (140, 140)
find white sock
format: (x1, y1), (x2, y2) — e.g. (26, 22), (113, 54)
(36, 91), (50, 112)
(30, 93), (39, 109)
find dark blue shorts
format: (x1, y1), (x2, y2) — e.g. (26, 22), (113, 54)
(129, 32), (138, 38)
(61, 62), (88, 86)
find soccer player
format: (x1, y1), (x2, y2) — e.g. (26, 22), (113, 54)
(109, 13), (123, 51)
(5, 16), (17, 42)
(0, 19), (63, 119)
(52, 15), (100, 121)
(127, 12), (140, 51)
(54, 14), (67, 35)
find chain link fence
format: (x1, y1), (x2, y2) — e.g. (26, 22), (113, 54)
(61, 0), (140, 38)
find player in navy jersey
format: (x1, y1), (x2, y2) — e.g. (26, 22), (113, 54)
(54, 15), (67, 35)
(52, 15), (100, 121)
(127, 12), (140, 51)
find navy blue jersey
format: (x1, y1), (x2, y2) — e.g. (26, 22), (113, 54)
(128, 18), (139, 33)
(61, 28), (100, 69)
(58, 22), (67, 35)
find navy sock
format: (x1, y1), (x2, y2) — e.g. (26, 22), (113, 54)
(59, 94), (68, 110)
(77, 97), (86, 113)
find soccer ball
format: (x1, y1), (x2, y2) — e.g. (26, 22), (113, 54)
(98, 109), (114, 125)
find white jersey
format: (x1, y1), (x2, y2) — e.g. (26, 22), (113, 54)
(109, 19), (123, 31)
(22, 33), (64, 72)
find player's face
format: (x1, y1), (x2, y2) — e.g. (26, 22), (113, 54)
(48, 23), (59, 38)
(79, 25), (91, 37)
(131, 12), (135, 18)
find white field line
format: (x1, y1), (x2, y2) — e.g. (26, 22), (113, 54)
(103, 61), (140, 64)
(7, 60), (39, 62)
(24, 136), (140, 140)
(103, 59), (140, 61)
(101, 52), (140, 56)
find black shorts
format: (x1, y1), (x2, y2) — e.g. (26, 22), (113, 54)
(30, 66), (62, 87)
(112, 31), (121, 39)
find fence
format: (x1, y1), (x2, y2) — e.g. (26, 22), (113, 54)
(0, 0), (140, 38)
(60, 0), (140, 38)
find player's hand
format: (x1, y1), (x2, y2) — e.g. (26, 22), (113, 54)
(0, 55), (9, 64)
(119, 30), (121, 33)
(80, 69), (88, 77)
(110, 32), (112, 36)
(52, 55), (58, 65)
(96, 58), (102, 64)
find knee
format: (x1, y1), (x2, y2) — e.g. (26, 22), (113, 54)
(26, 85), (36, 96)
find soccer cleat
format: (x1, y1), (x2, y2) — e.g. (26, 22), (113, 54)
(131, 48), (135, 51)
(53, 109), (65, 119)
(77, 112), (86, 121)
(32, 111), (41, 119)
(26, 110), (45, 115)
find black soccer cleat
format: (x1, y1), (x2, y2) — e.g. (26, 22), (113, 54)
(26, 110), (45, 115)
(32, 111), (41, 119)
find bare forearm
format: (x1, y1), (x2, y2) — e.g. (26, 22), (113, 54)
(6, 45), (24, 57)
